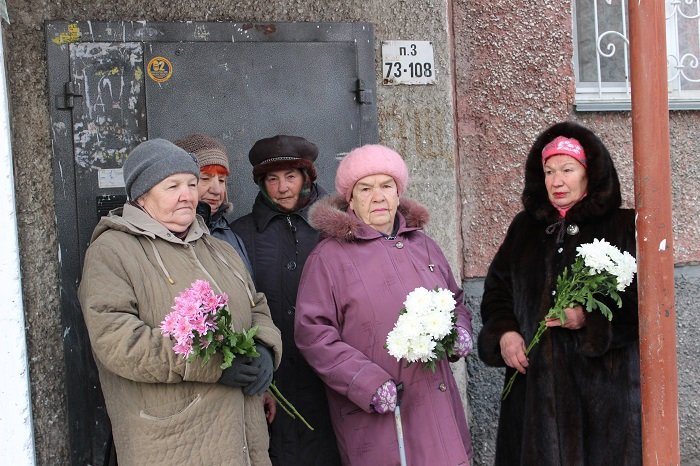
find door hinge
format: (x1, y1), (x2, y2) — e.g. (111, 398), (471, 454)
(354, 79), (372, 105)
(55, 82), (82, 110)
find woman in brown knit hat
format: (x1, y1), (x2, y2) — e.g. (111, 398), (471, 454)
(174, 133), (253, 275)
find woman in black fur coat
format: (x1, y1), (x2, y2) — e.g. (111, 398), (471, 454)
(478, 121), (641, 465)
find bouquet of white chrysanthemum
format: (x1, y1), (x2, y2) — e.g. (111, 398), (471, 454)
(501, 238), (637, 399)
(386, 286), (458, 372)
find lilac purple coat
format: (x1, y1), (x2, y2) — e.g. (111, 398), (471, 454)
(295, 195), (473, 466)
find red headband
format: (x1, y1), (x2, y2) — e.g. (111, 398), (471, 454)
(542, 136), (587, 167)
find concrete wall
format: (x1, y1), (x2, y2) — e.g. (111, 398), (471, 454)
(5, 1), (461, 464)
(0, 19), (36, 466)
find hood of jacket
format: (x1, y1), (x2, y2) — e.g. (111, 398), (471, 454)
(92, 203), (208, 244)
(308, 194), (430, 241)
(522, 121), (622, 225)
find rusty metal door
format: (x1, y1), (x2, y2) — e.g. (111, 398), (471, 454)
(46, 20), (377, 465)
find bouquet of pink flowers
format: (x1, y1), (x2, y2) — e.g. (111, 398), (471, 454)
(161, 279), (258, 368)
(161, 279), (313, 430)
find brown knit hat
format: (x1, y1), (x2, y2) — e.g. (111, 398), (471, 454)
(248, 135), (318, 182)
(174, 133), (230, 174)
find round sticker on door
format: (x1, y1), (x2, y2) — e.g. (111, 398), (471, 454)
(147, 57), (173, 83)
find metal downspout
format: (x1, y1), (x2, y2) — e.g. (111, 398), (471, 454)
(628, 1), (680, 464)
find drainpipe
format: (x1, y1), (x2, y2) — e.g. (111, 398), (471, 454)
(0, 19), (37, 466)
(628, 1), (680, 464)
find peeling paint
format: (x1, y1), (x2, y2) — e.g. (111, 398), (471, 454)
(70, 42), (144, 170)
(51, 23), (81, 45)
(193, 24), (210, 41)
(660, 238), (667, 251)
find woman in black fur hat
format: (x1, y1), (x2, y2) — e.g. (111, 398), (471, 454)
(478, 121), (641, 465)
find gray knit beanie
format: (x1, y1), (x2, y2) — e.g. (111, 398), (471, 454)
(174, 133), (230, 173)
(123, 138), (200, 200)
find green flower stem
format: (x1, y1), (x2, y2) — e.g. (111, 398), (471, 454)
(267, 387), (296, 419)
(501, 319), (548, 400)
(268, 382), (315, 431)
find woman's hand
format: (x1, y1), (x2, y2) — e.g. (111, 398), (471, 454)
(263, 391), (277, 424)
(500, 331), (528, 374)
(371, 380), (397, 414)
(545, 305), (586, 330)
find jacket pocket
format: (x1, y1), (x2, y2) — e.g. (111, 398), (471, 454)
(139, 393), (201, 421)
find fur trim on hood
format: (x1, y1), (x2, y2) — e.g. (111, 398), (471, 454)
(309, 194), (430, 241)
(522, 121), (622, 224)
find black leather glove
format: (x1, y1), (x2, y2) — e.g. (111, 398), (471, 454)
(217, 356), (259, 388)
(242, 343), (274, 396)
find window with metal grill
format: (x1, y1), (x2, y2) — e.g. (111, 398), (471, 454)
(574, 0), (700, 110)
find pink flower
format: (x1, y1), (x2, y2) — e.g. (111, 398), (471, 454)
(190, 313), (210, 336)
(173, 340), (193, 357)
(186, 279), (210, 297)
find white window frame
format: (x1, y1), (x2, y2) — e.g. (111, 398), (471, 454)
(574, 0), (700, 111)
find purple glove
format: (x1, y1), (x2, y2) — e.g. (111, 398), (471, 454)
(371, 380), (397, 414)
(453, 326), (473, 358)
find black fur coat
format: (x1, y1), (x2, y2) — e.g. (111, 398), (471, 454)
(478, 122), (641, 465)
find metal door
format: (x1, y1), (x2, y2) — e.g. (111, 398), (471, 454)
(46, 20), (377, 465)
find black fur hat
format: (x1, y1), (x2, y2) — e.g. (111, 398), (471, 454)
(522, 121), (622, 224)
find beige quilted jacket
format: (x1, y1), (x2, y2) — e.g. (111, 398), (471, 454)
(78, 203), (282, 466)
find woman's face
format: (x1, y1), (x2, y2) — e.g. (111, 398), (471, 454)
(349, 174), (400, 235)
(544, 155), (588, 211)
(198, 172), (227, 214)
(264, 168), (305, 211)
(137, 173), (198, 232)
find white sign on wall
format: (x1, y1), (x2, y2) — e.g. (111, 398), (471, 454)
(98, 168), (125, 189)
(381, 40), (436, 85)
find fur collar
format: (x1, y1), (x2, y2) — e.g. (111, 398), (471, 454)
(522, 121), (622, 224)
(308, 194), (430, 241)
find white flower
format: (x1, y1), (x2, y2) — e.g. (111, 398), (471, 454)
(403, 287), (432, 314)
(431, 288), (456, 313)
(409, 333), (437, 362)
(386, 325), (411, 360)
(422, 308), (453, 340)
(576, 239), (637, 291)
(610, 249), (637, 291)
(398, 311), (426, 333)
(577, 238), (615, 274)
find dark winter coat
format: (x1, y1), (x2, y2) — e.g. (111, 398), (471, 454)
(208, 206), (254, 276)
(295, 196), (473, 466)
(478, 122), (641, 466)
(232, 185), (342, 466)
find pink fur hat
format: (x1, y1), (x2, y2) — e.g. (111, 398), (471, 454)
(335, 144), (409, 201)
(542, 136), (587, 167)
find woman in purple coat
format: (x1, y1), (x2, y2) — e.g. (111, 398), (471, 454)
(294, 144), (474, 466)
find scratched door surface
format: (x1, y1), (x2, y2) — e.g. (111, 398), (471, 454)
(46, 21), (377, 465)
(145, 39), (364, 219)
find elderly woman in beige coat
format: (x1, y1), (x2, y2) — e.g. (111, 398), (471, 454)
(78, 138), (282, 466)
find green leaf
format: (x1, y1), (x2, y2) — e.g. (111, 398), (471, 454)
(596, 300), (613, 321)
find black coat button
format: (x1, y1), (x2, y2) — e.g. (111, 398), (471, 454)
(286, 260), (297, 271)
